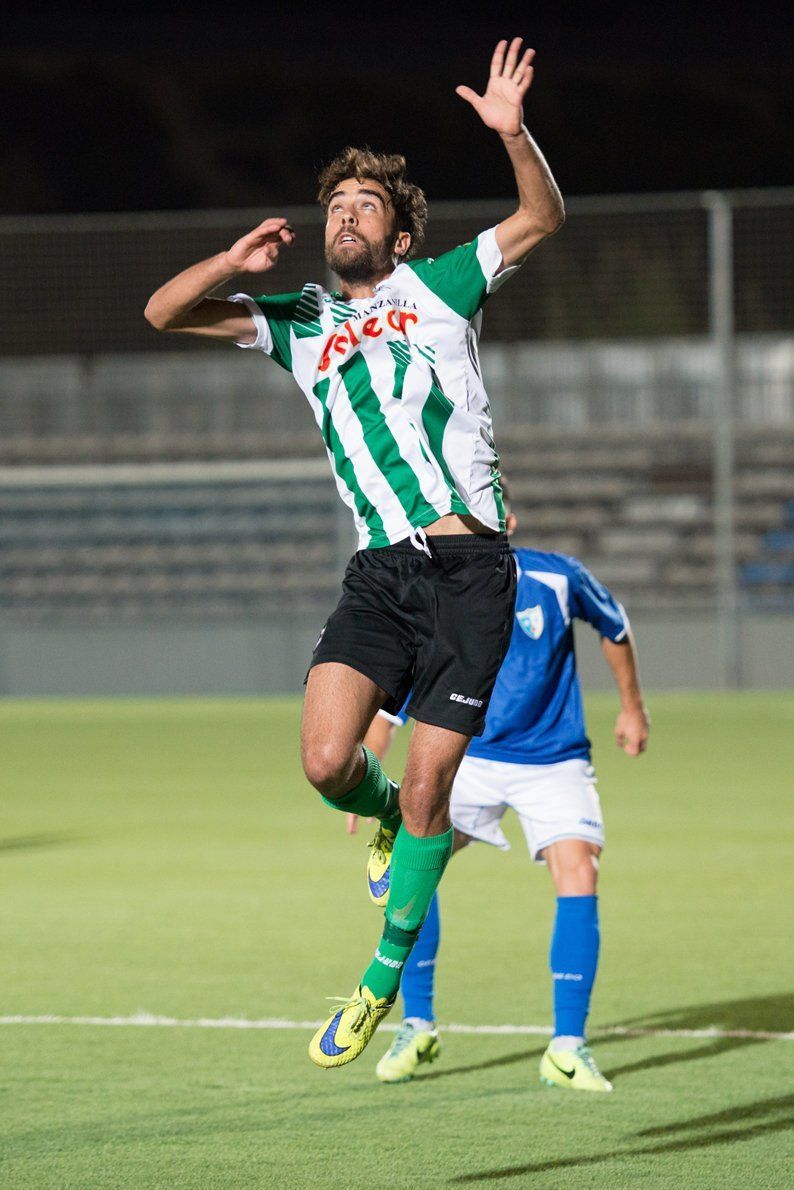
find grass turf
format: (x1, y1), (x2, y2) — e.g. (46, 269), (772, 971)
(1, 693), (792, 1188)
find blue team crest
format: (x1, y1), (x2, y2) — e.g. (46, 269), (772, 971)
(517, 605), (544, 639)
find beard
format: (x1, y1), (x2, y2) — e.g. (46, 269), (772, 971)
(325, 233), (393, 284)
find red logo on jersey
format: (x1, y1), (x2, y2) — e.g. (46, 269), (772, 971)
(318, 310), (419, 373)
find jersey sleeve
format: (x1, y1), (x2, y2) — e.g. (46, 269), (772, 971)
(377, 708), (408, 727)
(569, 560), (629, 642)
(406, 227), (521, 321)
(377, 693), (410, 726)
(228, 291), (301, 372)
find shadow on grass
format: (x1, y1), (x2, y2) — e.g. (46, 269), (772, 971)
(450, 1093), (794, 1183)
(606, 1034), (765, 1079)
(604, 992), (793, 1078)
(0, 832), (79, 854)
(421, 992), (793, 1085)
(613, 991), (794, 1036)
(418, 1043), (548, 1082)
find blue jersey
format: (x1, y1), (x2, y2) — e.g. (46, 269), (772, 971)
(388, 549), (627, 764)
(467, 549), (628, 765)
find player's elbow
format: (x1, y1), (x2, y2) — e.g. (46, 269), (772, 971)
(509, 205), (565, 263)
(549, 203), (565, 234)
(144, 299), (168, 331)
(144, 298), (181, 333)
(530, 200), (565, 238)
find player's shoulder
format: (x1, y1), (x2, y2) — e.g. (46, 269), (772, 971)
(404, 230), (490, 272)
(514, 548), (584, 582)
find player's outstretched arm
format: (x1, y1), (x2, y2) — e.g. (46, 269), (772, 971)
(601, 634), (651, 757)
(144, 218), (295, 342)
(456, 38), (564, 268)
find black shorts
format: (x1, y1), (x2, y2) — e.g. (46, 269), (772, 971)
(308, 534), (516, 737)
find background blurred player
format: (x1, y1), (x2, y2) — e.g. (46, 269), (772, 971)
(145, 38), (564, 1069)
(351, 490), (650, 1090)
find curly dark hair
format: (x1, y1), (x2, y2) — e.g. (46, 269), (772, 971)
(317, 147), (428, 258)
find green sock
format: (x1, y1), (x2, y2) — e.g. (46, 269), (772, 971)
(361, 825), (454, 1002)
(321, 746), (401, 832)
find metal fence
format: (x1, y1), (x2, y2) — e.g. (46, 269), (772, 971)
(0, 189), (792, 355)
(0, 189), (793, 691)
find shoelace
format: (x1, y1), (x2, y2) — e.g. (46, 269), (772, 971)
(576, 1044), (601, 1077)
(367, 828), (393, 863)
(325, 994), (372, 1035)
(388, 1023), (416, 1056)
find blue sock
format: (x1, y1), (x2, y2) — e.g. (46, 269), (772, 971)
(401, 890), (440, 1022)
(550, 895), (599, 1040)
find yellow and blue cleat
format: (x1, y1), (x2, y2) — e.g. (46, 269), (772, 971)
(309, 985), (394, 1069)
(376, 1020), (440, 1083)
(539, 1043), (613, 1092)
(367, 825), (396, 906)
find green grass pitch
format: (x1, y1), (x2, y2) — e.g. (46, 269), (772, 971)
(1, 693), (792, 1188)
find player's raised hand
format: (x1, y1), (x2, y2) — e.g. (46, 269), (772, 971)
(614, 707), (651, 757)
(456, 38), (535, 137)
(224, 217), (295, 274)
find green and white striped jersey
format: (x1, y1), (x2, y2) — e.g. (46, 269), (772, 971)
(231, 226), (520, 549)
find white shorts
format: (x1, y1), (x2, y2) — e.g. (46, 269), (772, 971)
(450, 755), (605, 863)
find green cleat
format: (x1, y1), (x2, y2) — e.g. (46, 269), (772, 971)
(539, 1043), (614, 1093)
(309, 985), (394, 1069)
(367, 825), (396, 906)
(376, 1020), (441, 1083)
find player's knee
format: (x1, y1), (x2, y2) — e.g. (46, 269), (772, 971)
(548, 846), (599, 896)
(575, 854), (598, 894)
(400, 778), (450, 836)
(302, 742), (355, 798)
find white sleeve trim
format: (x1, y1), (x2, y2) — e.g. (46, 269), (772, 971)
(526, 569), (571, 626)
(476, 226), (522, 295)
(228, 293), (274, 353)
(377, 709), (405, 727)
(612, 602), (631, 643)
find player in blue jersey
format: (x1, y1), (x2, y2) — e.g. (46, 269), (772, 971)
(350, 488), (650, 1091)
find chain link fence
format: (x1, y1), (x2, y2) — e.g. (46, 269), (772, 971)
(1, 191), (792, 355)
(1, 189), (793, 689)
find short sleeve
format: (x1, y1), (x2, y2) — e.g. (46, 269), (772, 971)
(406, 227), (521, 322)
(569, 560), (629, 642)
(378, 693), (410, 727)
(377, 708), (408, 727)
(228, 291), (301, 372)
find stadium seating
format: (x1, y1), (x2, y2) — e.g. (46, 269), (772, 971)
(502, 425), (794, 608)
(2, 424), (792, 619)
(740, 501), (794, 604)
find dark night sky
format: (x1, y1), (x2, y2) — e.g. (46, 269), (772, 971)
(4, 2), (793, 214)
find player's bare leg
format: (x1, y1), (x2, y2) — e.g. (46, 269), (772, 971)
(301, 662), (390, 800)
(399, 720), (471, 836)
(540, 838), (611, 1091)
(543, 838), (600, 897)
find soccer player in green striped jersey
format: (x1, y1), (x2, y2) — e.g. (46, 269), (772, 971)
(146, 37), (564, 1069)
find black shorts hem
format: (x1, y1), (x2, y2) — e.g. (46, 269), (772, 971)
(405, 702), (484, 739)
(306, 652), (398, 701)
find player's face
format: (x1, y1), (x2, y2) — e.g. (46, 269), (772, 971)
(324, 179), (405, 283)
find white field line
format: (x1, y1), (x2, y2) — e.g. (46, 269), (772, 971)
(0, 1013), (791, 1042)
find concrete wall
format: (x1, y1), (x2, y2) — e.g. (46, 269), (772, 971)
(574, 613), (794, 691)
(1, 613), (791, 697)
